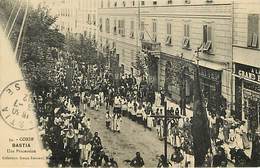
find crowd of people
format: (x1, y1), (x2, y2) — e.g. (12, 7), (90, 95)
(31, 49), (122, 167)
(25, 46), (260, 167)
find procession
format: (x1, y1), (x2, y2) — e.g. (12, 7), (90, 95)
(31, 47), (259, 167)
(1, 0), (260, 167)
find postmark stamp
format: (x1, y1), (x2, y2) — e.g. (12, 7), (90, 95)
(0, 80), (37, 130)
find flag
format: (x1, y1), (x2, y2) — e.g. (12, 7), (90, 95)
(191, 65), (211, 167)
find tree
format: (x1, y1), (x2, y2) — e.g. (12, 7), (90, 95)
(64, 34), (99, 65)
(134, 51), (148, 78)
(0, 1), (65, 91)
(191, 65), (211, 167)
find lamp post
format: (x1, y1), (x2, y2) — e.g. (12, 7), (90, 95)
(150, 99), (177, 162)
(180, 66), (188, 116)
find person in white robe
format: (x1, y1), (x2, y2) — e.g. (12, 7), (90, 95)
(235, 126), (244, 149)
(99, 91), (104, 106)
(116, 115), (122, 133)
(146, 111), (153, 130)
(95, 95), (100, 111)
(90, 95), (95, 109)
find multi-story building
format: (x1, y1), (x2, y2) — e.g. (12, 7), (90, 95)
(49, 0), (78, 34)
(232, 0), (260, 132)
(83, 0), (98, 41)
(45, 0), (98, 38)
(98, 0), (233, 115)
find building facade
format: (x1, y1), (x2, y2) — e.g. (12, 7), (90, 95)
(233, 0), (260, 132)
(44, 0), (98, 41)
(97, 0), (233, 115)
(43, 0), (260, 122)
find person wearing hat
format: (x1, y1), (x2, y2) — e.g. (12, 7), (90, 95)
(130, 152), (145, 168)
(157, 154), (172, 168)
(171, 147), (184, 167)
(212, 147), (227, 167)
(92, 132), (102, 151)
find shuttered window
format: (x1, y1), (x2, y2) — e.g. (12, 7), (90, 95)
(203, 25), (212, 42)
(184, 24), (190, 38)
(167, 23), (172, 35)
(183, 24), (190, 48)
(113, 19), (117, 34)
(106, 18), (110, 33)
(118, 20), (125, 36)
(131, 21), (134, 30)
(152, 21), (157, 42)
(248, 14), (259, 48)
(202, 24), (213, 52)
(152, 22), (157, 33)
(203, 25), (208, 43)
(130, 20), (135, 38)
(166, 23), (172, 45)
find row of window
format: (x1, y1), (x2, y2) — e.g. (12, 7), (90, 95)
(97, 13), (259, 52)
(100, 0), (213, 8)
(57, 9), (72, 17)
(99, 18), (214, 53)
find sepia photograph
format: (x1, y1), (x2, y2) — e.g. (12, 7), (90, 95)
(0, 0), (260, 167)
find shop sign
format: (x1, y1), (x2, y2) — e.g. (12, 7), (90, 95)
(235, 63), (260, 83)
(199, 66), (221, 82)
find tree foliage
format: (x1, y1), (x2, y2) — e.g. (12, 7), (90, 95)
(0, 0), (65, 91)
(65, 34), (99, 65)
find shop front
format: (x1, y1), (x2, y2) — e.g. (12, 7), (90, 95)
(160, 53), (223, 115)
(234, 63), (260, 133)
(199, 66), (223, 115)
(160, 53), (194, 105)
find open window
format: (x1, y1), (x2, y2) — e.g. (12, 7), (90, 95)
(183, 24), (190, 49)
(166, 36), (172, 45)
(248, 14), (259, 48)
(166, 23), (172, 45)
(202, 24), (213, 53)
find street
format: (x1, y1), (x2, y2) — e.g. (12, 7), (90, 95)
(86, 106), (174, 167)
(1, 0), (260, 167)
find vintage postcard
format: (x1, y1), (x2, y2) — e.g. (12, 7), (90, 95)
(0, 0), (259, 167)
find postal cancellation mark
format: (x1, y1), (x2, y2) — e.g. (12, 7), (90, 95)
(0, 80), (36, 130)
